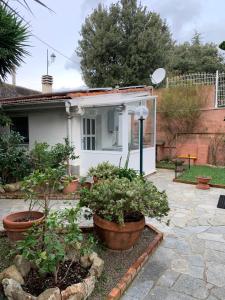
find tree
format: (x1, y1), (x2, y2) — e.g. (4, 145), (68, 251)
(77, 0), (173, 87)
(0, 4), (29, 81)
(169, 32), (225, 75)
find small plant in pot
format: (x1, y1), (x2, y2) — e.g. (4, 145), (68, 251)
(80, 176), (169, 250)
(62, 174), (79, 194)
(3, 167), (65, 242)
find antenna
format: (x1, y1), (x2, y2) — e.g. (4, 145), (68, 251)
(46, 49), (56, 75)
(150, 68), (166, 85)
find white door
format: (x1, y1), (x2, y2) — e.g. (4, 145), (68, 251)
(82, 118), (96, 150)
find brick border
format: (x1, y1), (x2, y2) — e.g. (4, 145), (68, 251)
(0, 224), (163, 300)
(107, 224), (163, 300)
(173, 178), (225, 189)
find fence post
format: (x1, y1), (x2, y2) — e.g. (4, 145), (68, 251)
(215, 70), (219, 108)
(166, 77), (169, 88)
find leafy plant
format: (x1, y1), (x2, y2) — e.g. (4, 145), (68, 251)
(0, 131), (31, 184)
(87, 162), (118, 180)
(0, 3), (29, 81)
(80, 177), (169, 224)
(30, 138), (78, 173)
(16, 206), (93, 284)
(115, 168), (137, 181)
(21, 166), (66, 213)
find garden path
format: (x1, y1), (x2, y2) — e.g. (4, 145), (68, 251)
(122, 169), (225, 300)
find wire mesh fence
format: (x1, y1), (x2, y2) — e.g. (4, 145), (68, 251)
(167, 72), (225, 107)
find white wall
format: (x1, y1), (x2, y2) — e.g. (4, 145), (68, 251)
(28, 109), (67, 148)
(129, 148), (156, 175)
(80, 150), (124, 175)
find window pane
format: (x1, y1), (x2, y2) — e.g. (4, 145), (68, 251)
(87, 137), (91, 150)
(83, 137), (86, 150)
(11, 117), (29, 143)
(87, 119), (90, 134)
(83, 119), (86, 134)
(92, 119), (95, 134)
(92, 137), (95, 150)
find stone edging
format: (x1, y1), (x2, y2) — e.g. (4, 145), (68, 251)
(0, 224), (163, 300)
(106, 224), (163, 300)
(173, 178), (225, 189)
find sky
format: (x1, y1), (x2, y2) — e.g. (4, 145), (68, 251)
(6, 0), (225, 91)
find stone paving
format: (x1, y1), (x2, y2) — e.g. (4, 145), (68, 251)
(122, 169), (225, 300)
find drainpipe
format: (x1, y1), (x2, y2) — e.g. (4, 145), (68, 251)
(65, 101), (72, 175)
(65, 101), (72, 146)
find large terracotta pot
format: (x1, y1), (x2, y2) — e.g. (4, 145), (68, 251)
(93, 214), (145, 250)
(63, 179), (79, 194)
(3, 211), (44, 242)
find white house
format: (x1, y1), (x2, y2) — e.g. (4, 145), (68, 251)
(0, 85), (157, 175)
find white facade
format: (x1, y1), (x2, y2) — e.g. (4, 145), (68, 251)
(3, 90), (157, 176)
(28, 109), (67, 148)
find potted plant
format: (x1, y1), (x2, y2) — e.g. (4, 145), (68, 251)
(1, 207), (103, 299)
(3, 167), (65, 242)
(80, 176), (169, 250)
(62, 175), (79, 194)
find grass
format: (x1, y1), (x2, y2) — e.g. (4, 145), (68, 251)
(156, 160), (175, 170)
(178, 165), (225, 185)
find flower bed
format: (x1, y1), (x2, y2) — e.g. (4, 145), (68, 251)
(0, 224), (163, 300)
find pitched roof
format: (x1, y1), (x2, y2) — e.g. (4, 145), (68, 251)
(0, 83), (41, 100)
(0, 86), (152, 106)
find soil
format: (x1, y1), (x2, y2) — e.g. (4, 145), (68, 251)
(23, 260), (89, 296)
(123, 212), (143, 222)
(90, 227), (156, 300)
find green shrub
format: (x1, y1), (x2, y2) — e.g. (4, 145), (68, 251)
(115, 168), (137, 181)
(30, 138), (78, 171)
(0, 131), (31, 184)
(80, 177), (169, 224)
(21, 166), (66, 212)
(87, 161), (119, 180)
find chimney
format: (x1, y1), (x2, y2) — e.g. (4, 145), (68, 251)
(42, 75), (53, 93)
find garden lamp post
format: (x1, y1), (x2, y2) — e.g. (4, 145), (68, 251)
(135, 105), (149, 175)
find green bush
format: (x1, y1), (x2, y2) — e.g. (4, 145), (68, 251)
(87, 161), (138, 181)
(30, 139), (78, 171)
(80, 177), (169, 224)
(0, 131), (31, 184)
(21, 166), (66, 212)
(16, 206), (94, 284)
(87, 161), (118, 180)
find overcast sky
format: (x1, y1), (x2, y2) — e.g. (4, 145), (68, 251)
(6, 0), (225, 91)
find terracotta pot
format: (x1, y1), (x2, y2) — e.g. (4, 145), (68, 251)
(3, 211), (44, 242)
(93, 214), (145, 250)
(196, 176), (211, 190)
(63, 179), (79, 194)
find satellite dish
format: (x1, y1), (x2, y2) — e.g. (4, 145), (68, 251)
(151, 68), (166, 85)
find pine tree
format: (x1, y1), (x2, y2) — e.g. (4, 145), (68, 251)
(77, 0), (173, 87)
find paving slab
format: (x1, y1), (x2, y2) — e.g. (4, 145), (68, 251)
(121, 169), (225, 300)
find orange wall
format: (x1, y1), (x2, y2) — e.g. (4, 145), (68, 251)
(155, 86), (225, 165)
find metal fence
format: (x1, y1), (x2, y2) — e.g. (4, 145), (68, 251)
(166, 71), (225, 108)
